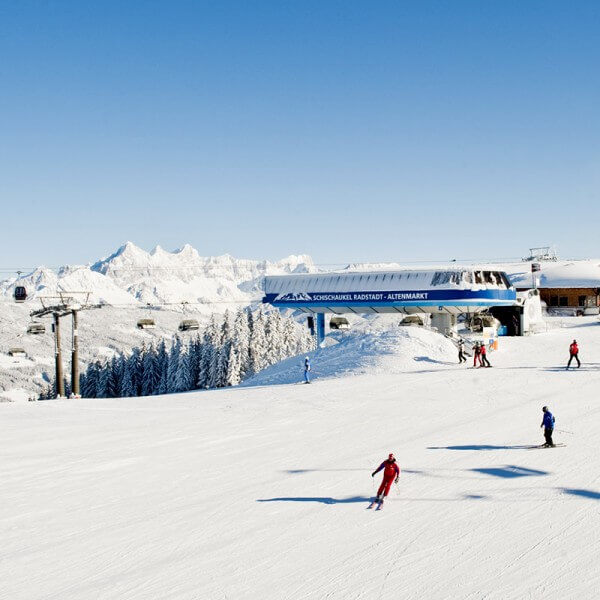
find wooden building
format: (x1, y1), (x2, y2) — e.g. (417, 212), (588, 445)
(534, 286), (599, 314)
(506, 260), (600, 315)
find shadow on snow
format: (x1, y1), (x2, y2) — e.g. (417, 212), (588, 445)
(428, 445), (535, 451)
(471, 465), (549, 479)
(562, 488), (600, 500)
(257, 496), (371, 505)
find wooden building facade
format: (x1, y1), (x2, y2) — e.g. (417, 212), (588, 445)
(534, 287), (600, 314)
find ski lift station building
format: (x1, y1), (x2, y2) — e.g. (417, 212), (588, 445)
(263, 268), (517, 343)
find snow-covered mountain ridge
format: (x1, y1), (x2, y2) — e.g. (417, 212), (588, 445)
(1, 241), (316, 308)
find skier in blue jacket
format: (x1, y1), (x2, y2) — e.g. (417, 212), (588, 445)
(540, 406), (555, 447)
(303, 357), (311, 384)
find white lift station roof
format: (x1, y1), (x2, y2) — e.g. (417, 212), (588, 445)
(263, 268), (517, 315)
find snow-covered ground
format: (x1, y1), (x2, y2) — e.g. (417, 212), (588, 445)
(2, 319), (600, 599)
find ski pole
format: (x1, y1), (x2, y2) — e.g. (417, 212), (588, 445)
(556, 429), (574, 435)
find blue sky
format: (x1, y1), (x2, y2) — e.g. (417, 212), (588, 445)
(1, 0), (599, 269)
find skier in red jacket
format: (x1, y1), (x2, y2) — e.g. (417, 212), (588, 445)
(480, 343), (492, 367)
(567, 340), (580, 369)
(370, 453), (400, 508)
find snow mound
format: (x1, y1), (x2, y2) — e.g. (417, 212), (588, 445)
(244, 326), (457, 386)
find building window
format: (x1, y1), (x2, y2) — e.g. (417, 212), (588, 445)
(579, 295), (587, 307)
(549, 295), (558, 306)
(559, 296), (568, 306)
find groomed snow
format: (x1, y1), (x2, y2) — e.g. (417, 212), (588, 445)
(1, 321), (600, 599)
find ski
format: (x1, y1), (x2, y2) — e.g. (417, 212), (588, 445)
(527, 443), (566, 449)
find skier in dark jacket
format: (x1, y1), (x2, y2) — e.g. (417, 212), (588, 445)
(540, 406), (555, 447)
(370, 453), (400, 508)
(566, 340), (580, 369)
(473, 342), (482, 368)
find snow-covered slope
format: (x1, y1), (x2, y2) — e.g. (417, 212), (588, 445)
(2, 320), (600, 599)
(245, 326), (458, 386)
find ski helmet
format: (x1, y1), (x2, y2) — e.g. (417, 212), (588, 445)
(542, 406), (548, 412)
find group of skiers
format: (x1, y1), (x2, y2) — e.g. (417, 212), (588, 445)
(299, 333), (575, 509)
(299, 352), (564, 509)
(457, 338), (582, 370)
(457, 339), (491, 367)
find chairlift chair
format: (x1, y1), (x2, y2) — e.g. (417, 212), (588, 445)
(179, 319), (200, 332)
(8, 347), (27, 357)
(137, 303), (156, 329)
(27, 322), (46, 335)
(329, 316), (350, 330)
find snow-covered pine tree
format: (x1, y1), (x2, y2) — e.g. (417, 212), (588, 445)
(38, 383), (55, 400)
(282, 315), (299, 358)
(225, 340), (242, 386)
(265, 309), (284, 366)
(199, 315), (219, 389)
(166, 336), (183, 393)
(156, 339), (169, 395)
(96, 359), (111, 398)
(248, 307), (268, 376)
(131, 346), (143, 396)
(174, 341), (195, 392)
(81, 361), (101, 398)
(299, 322), (316, 354)
(207, 312), (228, 388)
(120, 353), (138, 397)
(141, 344), (159, 397)
(231, 308), (251, 382)
(188, 335), (202, 389)
(107, 355), (122, 398)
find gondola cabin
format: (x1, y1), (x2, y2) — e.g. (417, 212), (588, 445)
(14, 286), (27, 303)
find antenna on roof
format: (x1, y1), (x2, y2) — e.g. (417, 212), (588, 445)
(522, 246), (558, 262)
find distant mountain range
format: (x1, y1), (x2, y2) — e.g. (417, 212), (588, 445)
(0, 242), (317, 311)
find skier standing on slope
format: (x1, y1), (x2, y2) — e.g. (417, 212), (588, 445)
(473, 342), (483, 368)
(566, 339), (580, 369)
(303, 356), (311, 384)
(370, 453), (400, 508)
(540, 406), (556, 447)
(480, 342), (492, 367)
(458, 339), (467, 364)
